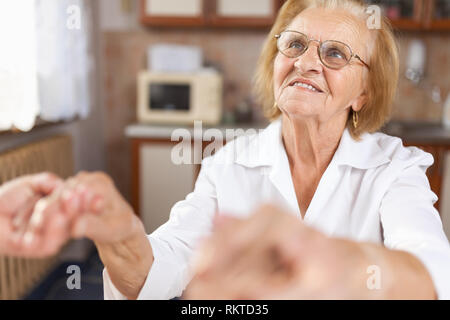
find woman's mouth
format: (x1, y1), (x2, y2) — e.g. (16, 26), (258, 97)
(288, 79), (324, 93)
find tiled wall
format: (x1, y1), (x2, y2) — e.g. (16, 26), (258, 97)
(394, 33), (450, 121)
(100, 1), (450, 201)
(103, 29), (269, 199)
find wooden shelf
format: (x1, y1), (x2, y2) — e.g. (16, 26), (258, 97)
(140, 0), (280, 28)
(140, 0), (450, 31)
(423, 0), (450, 31)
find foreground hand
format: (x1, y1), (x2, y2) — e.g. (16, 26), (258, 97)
(21, 172), (142, 250)
(0, 173), (63, 257)
(185, 204), (372, 300)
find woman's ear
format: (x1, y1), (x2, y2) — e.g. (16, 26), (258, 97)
(351, 92), (368, 112)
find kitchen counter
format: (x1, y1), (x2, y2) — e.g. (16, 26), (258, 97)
(126, 120), (450, 213)
(126, 121), (450, 144)
(125, 122), (269, 139)
(381, 121), (450, 145)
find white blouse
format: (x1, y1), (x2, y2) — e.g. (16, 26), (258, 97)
(104, 118), (450, 300)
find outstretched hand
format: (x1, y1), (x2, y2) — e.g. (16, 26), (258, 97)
(0, 171), (141, 258)
(0, 173), (64, 257)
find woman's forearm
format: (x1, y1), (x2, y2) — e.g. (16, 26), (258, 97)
(360, 243), (436, 299)
(96, 220), (154, 300)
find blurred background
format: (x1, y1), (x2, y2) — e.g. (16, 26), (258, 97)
(0, 0), (449, 300)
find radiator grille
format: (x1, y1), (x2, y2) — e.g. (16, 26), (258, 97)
(0, 135), (74, 300)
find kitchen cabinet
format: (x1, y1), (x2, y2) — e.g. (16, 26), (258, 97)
(141, 0), (450, 30)
(140, 0), (281, 27)
(382, 121), (450, 213)
(140, 0), (207, 27)
(131, 137), (198, 233)
(409, 144), (449, 211)
(209, 0), (281, 27)
(364, 0), (424, 30)
(363, 0), (450, 31)
(424, 0), (450, 30)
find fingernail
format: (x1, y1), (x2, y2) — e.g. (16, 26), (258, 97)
(23, 232), (34, 246)
(30, 211), (44, 228)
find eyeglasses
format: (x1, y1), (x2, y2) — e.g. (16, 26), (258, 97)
(275, 30), (370, 70)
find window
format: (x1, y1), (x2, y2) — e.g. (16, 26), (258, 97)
(0, 0), (94, 132)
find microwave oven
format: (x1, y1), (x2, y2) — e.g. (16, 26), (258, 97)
(137, 70), (223, 125)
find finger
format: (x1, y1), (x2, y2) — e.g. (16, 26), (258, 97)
(29, 172), (63, 196)
(207, 217), (276, 272)
(0, 180), (35, 217)
(76, 185), (104, 214)
(16, 212), (70, 258)
(23, 192), (67, 245)
(61, 183), (103, 217)
(38, 212), (71, 257)
(61, 188), (81, 217)
(11, 194), (41, 230)
(218, 204), (285, 251)
(71, 214), (104, 240)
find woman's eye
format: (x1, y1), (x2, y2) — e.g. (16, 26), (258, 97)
(289, 41), (305, 49)
(327, 49), (345, 59)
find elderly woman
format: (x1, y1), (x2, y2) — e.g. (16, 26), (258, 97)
(1, 0), (450, 300)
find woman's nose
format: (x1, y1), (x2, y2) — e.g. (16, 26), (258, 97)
(293, 42), (323, 74)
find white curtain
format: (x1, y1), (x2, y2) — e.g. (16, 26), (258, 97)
(0, 2), (39, 132)
(0, 0), (94, 132)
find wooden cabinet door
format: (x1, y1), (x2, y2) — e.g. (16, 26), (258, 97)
(363, 0), (424, 30)
(406, 143), (447, 213)
(424, 0), (450, 30)
(132, 138), (197, 233)
(140, 0), (207, 27)
(208, 0), (281, 28)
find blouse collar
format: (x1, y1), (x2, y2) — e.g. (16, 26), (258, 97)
(235, 117), (391, 170)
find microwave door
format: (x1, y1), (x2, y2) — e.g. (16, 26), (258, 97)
(149, 83), (191, 111)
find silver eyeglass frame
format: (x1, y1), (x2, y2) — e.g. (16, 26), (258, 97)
(275, 30), (371, 70)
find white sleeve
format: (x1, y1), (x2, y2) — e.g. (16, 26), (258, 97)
(103, 156), (218, 300)
(380, 151), (450, 300)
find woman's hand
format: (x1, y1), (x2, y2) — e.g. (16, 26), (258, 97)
(23, 171), (153, 299)
(0, 172), (63, 257)
(22, 171), (144, 247)
(185, 204), (381, 300)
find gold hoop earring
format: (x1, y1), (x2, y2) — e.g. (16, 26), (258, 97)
(353, 111), (359, 128)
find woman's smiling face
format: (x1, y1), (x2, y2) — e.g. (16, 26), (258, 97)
(274, 7), (372, 125)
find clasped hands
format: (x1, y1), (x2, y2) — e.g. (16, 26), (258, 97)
(185, 205), (382, 300)
(0, 172), (140, 258)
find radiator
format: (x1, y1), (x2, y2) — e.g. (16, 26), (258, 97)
(0, 135), (74, 300)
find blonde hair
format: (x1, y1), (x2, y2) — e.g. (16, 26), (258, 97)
(253, 0), (399, 139)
